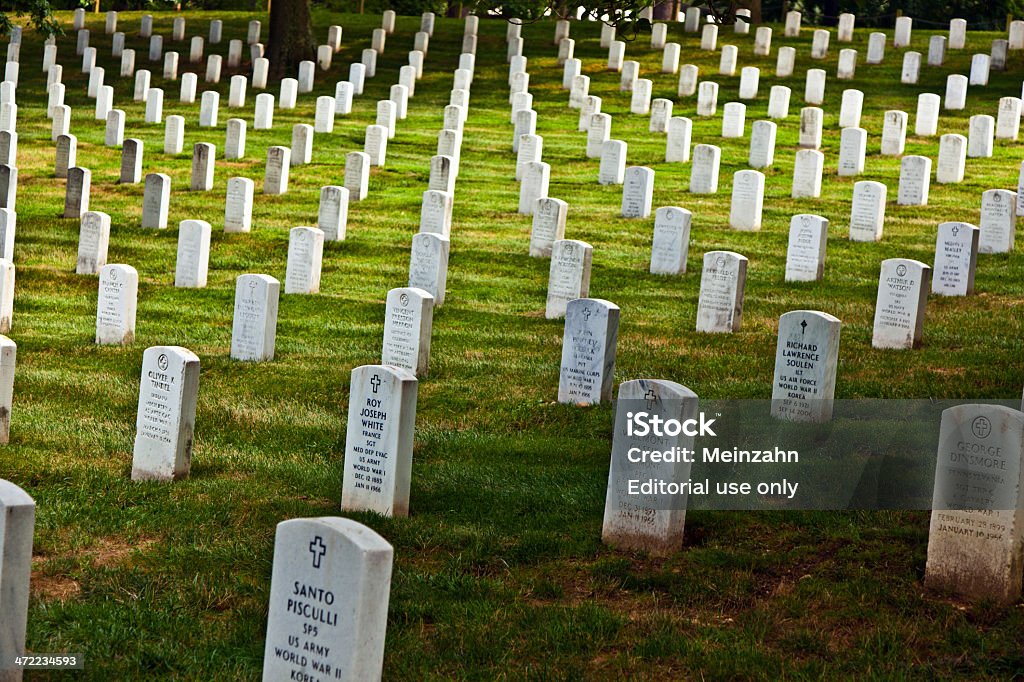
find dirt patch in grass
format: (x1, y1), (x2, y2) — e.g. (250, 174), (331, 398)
(31, 572), (82, 602)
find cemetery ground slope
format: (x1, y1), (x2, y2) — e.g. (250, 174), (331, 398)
(2, 8), (1024, 680)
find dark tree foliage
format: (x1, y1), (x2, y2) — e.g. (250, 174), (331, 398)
(0, 0), (62, 38)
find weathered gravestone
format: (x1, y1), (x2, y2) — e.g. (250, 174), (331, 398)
(419, 190), (453, 238)
(341, 364), (418, 517)
(63, 166), (89, 218)
(785, 214), (828, 282)
(261, 517), (392, 682)
(871, 258), (931, 349)
(318, 186), (349, 241)
(558, 298), (619, 405)
(546, 239), (592, 319)
(696, 251), (747, 333)
(264, 146), (291, 195)
(231, 274), (279, 362)
(142, 173), (170, 228)
(381, 287), (434, 377)
(120, 138), (143, 184)
(771, 310), (841, 422)
(95, 264), (137, 345)
(131, 346), (200, 481)
(408, 232), (449, 306)
(925, 405), (1024, 604)
(601, 379), (697, 556)
(0, 479), (34, 682)
(76, 210), (110, 275)
(530, 197), (567, 258)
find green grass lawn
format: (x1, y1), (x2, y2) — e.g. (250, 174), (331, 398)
(3, 8), (1024, 680)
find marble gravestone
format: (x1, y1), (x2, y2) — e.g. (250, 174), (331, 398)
(601, 379), (698, 556)
(621, 166), (654, 219)
(871, 259), (931, 349)
(381, 287), (434, 377)
(285, 227), (325, 295)
(925, 405), (1024, 605)
(937, 134), (967, 184)
(650, 206), (691, 276)
(979, 189), (1016, 254)
(262, 517), (392, 682)
(76, 210), (110, 275)
(785, 214), (828, 282)
(419, 190), (453, 238)
(729, 170), (764, 231)
(897, 156), (931, 206)
(771, 310), (841, 422)
(318, 186), (349, 241)
(690, 144), (721, 194)
(0, 260), (11, 334)
(95, 264), (137, 345)
(558, 298), (619, 405)
(231, 274), (280, 362)
(849, 181), (887, 242)
(345, 152), (370, 202)
(0, 479), (34, 682)
(142, 173), (170, 228)
(529, 197), (567, 258)
(131, 346), (200, 481)
(225, 177), (255, 233)
(341, 364), (418, 517)
(63, 166), (89, 218)
(932, 222), (979, 297)
(408, 232), (449, 306)
(546, 239), (592, 319)
(696, 251), (748, 333)
(749, 120), (778, 167)
(174, 220), (211, 288)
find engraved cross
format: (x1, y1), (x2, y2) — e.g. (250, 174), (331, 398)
(309, 536), (327, 569)
(644, 389), (657, 409)
(370, 374), (381, 393)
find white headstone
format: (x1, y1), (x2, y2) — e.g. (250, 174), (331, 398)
(142, 173), (170, 228)
(130, 346), (197, 477)
(932, 221), (979, 296)
(174, 220), (211, 288)
(225, 177), (254, 233)
(546, 239), (592, 319)
(76, 210), (109, 275)
(785, 214), (828, 282)
(979, 188), (1017, 254)
(558, 298), (619, 405)
(284, 227), (325, 295)
(871, 258), (931, 349)
(95, 263), (137, 345)
(771, 310), (841, 422)
(231, 274), (279, 362)
(696, 251), (748, 333)
(849, 180), (887, 241)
